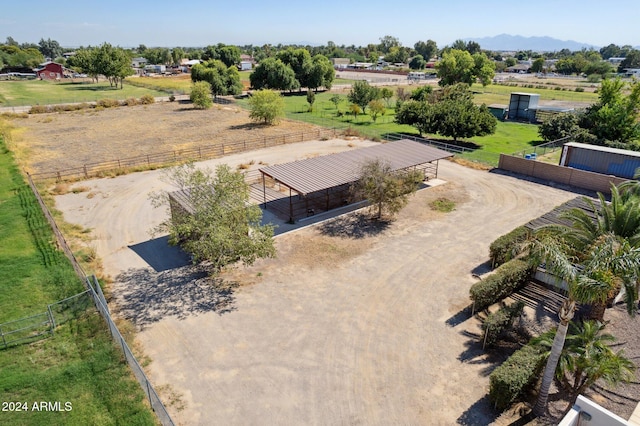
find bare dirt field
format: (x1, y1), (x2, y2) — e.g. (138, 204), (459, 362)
(8, 101), (321, 174)
(53, 140), (582, 425)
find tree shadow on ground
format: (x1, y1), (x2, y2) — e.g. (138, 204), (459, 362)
(318, 212), (390, 239)
(228, 122), (267, 131)
(445, 305), (474, 327)
(114, 264), (237, 330)
(471, 260), (492, 277)
(456, 396), (499, 425)
(128, 235), (191, 272)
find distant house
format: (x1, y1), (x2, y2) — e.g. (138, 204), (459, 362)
(506, 63), (530, 73)
(331, 58), (350, 69)
(132, 57), (148, 68)
(608, 57), (626, 65)
(34, 62), (66, 80)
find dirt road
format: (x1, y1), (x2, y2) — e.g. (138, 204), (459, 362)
(54, 140), (576, 425)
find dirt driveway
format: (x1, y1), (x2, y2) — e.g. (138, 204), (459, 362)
(54, 140), (576, 425)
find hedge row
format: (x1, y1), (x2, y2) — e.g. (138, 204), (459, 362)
(482, 301), (525, 348)
(489, 344), (545, 411)
(470, 258), (533, 311)
(28, 95), (155, 114)
(489, 226), (529, 267)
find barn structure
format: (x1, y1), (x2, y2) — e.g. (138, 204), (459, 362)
(255, 139), (453, 223)
(34, 62), (67, 80)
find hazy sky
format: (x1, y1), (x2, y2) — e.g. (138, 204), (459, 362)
(2, 0), (638, 48)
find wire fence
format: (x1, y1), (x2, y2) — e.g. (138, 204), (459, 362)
(24, 172), (175, 426)
(0, 291), (92, 350)
(510, 136), (572, 159)
(29, 127), (339, 182)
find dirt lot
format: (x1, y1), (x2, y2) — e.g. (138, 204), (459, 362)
(53, 140), (581, 425)
(8, 101), (321, 174)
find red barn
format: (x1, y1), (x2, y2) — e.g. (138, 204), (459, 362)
(35, 62), (65, 80)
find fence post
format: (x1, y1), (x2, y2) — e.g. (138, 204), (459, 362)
(83, 165), (88, 179)
(0, 324), (6, 349)
(48, 304), (57, 330)
(147, 155), (150, 166)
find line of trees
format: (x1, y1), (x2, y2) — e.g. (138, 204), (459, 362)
(66, 44), (133, 88)
(249, 47), (334, 92)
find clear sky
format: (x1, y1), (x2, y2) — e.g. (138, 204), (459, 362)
(2, 0), (638, 48)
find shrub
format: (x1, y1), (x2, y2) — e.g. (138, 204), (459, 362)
(482, 301), (525, 347)
(190, 81), (213, 109)
(489, 226), (529, 267)
(470, 259), (533, 311)
(139, 94), (155, 105)
(29, 105), (50, 114)
(489, 344), (544, 411)
(125, 97), (138, 106)
(169, 94), (176, 102)
(574, 87), (585, 92)
(97, 98), (119, 108)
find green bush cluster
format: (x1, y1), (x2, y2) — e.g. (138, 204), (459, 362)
(489, 226), (529, 267)
(482, 301), (525, 347)
(489, 344), (544, 411)
(470, 259), (533, 311)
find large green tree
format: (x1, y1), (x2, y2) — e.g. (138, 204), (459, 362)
(152, 163), (275, 273)
(436, 49), (495, 87)
(191, 60), (242, 98)
(38, 38), (62, 60)
(347, 80), (379, 113)
(249, 57), (299, 91)
(395, 84), (496, 140)
(580, 78), (640, 144)
(414, 40), (438, 61)
(306, 54), (335, 91)
(352, 159), (423, 220)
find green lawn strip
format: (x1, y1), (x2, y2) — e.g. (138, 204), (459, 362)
(238, 91), (544, 166)
(0, 136), (156, 425)
(0, 80), (167, 107)
(470, 82), (598, 106)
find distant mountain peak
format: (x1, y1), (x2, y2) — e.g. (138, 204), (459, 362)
(463, 34), (598, 52)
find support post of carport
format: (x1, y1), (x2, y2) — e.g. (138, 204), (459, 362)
(289, 187), (294, 223)
(435, 160), (439, 179)
(262, 173), (267, 208)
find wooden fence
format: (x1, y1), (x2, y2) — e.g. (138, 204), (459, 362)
(29, 128), (338, 182)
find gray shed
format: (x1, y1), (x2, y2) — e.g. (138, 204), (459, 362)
(507, 92), (540, 122)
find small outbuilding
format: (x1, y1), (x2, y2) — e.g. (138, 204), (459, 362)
(559, 142), (640, 179)
(507, 92), (540, 122)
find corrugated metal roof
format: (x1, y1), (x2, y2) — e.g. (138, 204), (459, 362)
(565, 142), (640, 158)
(525, 196), (599, 231)
(259, 140), (453, 195)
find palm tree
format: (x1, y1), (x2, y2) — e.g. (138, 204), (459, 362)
(528, 233), (640, 416)
(559, 185), (640, 253)
(532, 320), (635, 401)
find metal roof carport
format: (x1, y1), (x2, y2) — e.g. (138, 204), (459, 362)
(258, 139), (453, 222)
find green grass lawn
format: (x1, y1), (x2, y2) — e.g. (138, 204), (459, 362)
(238, 90), (544, 166)
(0, 79), (167, 107)
(471, 82), (598, 106)
(0, 135), (156, 425)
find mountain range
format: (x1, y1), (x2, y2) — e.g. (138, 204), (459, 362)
(463, 34), (598, 52)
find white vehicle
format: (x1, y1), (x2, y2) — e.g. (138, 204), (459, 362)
(407, 72), (427, 81)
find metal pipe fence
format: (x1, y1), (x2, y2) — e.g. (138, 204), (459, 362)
(29, 128), (338, 182)
(24, 172), (175, 426)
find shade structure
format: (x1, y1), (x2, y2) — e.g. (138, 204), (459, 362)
(259, 139), (453, 196)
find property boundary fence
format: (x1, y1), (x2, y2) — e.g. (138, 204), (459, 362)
(0, 291), (92, 350)
(511, 136), (572, 159)
(29, 128), (339, 182)
(24, 173), (175, 426)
